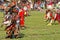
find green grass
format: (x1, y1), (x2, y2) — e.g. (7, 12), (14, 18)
(0, 11), (60, 40)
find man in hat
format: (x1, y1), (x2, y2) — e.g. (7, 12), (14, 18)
(44, 0), (54, 21)
(44, 1), (55, 25)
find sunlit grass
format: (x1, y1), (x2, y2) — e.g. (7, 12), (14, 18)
(0, 11), (60, 40)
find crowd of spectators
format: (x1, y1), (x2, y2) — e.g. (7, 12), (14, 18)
(0, 0), (60, 11)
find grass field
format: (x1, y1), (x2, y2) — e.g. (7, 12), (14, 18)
(0, 11), (60, 40)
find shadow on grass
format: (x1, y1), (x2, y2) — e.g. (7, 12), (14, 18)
(3, 33), (25, 39)
(19, 33), (25, 38)
(10, 33), (25, 39)
(52, 23), (59, 25)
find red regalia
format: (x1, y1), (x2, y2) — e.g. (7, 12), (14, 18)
(55, 9), (60, 23)
(58, 14), (60, 23)
(5, 15), (16, 37)
(18, 9), (25, 27)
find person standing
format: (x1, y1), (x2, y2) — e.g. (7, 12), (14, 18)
(18, 7), (25, 29)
